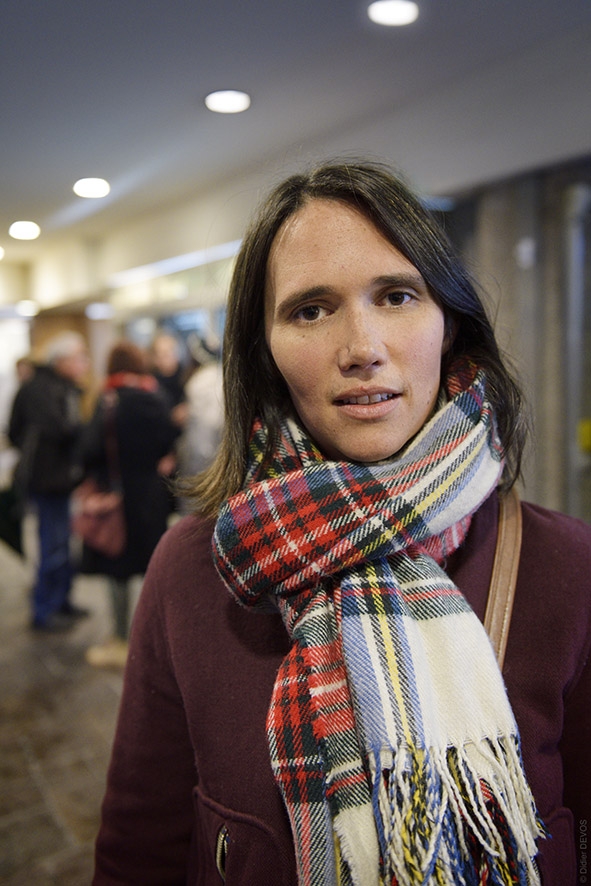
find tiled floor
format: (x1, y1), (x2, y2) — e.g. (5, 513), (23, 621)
(0, 516), (131, 885)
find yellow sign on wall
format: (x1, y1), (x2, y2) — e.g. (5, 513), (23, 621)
(578, 419), (591, 453)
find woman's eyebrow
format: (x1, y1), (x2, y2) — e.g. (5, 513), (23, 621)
(372, 273), (427, 289)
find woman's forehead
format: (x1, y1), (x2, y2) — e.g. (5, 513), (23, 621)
(266, 197), (418, 284)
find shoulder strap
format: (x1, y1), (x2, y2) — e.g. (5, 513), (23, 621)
(484, 486), (522, 670)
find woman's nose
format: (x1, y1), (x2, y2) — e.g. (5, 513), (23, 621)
(337, 312), (385, 371)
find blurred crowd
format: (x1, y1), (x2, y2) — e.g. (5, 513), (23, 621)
(0, 328), (224, 668)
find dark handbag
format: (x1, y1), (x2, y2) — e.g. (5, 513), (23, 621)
(0, 485), (23, 555)
(71, 478), (126, 557)
(72, 392), (127, 557)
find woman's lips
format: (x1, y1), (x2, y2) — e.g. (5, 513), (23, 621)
(334, 391), (401, 418)
(337, 392), (396, 405)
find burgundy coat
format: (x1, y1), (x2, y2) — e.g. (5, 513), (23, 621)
(93, 493), (591, 885)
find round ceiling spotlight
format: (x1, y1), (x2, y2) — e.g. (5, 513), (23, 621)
(9, 220), (41, 240)
(0, 246), (4, 261)
(204, 90), (251, 114)
(368, 0), (419, 26)
(73, 177), (111, 198)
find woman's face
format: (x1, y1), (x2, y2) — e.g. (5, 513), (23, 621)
(264, 198), (448, 463)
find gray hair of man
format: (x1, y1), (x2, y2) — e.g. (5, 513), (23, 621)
(43, 331), (87, 366)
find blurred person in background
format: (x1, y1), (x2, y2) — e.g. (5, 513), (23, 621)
(15, 355), (35, 385)
(0, 355), (35, 481)
(150, 330), (189, 429)
(150, 330), (189, 509)
(176, 333), (224, 484)
(78, 339), (180, 669)
(8, 331), (89, 631)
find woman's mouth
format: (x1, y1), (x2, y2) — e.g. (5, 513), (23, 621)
(337, 392), (397, 405)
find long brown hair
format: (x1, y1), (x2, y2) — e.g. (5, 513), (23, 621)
(187, 160), (527, 517)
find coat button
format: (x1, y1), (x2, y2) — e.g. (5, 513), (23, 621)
(215, 824), (229, 881)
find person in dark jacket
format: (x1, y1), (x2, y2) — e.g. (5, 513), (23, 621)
(150, 330), (189, 431)
(150, 331), (190, 514)
(93, 163), (591, 885)
(77, 340), (180, 669)
(9, 331), (89, 631)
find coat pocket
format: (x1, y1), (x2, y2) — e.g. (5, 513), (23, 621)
(191, 786), (295, 886)
(536, 806), (577, 885)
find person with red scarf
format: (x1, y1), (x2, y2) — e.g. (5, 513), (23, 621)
(77, 340), (180, 668)
(92, 164), (590, 885)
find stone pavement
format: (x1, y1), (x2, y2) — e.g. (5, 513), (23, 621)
(0, 515), (137, 885)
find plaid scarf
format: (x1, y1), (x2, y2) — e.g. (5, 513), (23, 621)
(213, 360), (543, 886)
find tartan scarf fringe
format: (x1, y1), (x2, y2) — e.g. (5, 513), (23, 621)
(213, 360), (543, 885)
(370, 736), (542, 886)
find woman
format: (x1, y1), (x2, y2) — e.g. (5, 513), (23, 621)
(78, 340), (179, 668)
(93, 163), (591, 884)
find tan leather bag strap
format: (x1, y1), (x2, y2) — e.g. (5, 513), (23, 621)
(484, 486), (522, 669)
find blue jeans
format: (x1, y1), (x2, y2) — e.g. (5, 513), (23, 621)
(31, 493), (73, 625)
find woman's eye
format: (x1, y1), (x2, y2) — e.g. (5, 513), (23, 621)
(384, 291), (412, 307)
(294, 304), (326, 322)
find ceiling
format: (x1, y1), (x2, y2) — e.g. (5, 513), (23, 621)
(2, 0), (591, 266)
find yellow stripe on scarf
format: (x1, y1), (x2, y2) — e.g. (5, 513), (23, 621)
(364, 561), (414, 746)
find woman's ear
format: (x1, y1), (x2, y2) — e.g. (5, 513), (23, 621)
(442, 316), (459, 355)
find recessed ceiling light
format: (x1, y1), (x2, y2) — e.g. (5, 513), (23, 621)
(204, 90), (251, 114)
(73, 177), (111, 198)
(0, 246), (4, 261)
(9, 221), (41, 240)
(368, 0), (419, 26)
